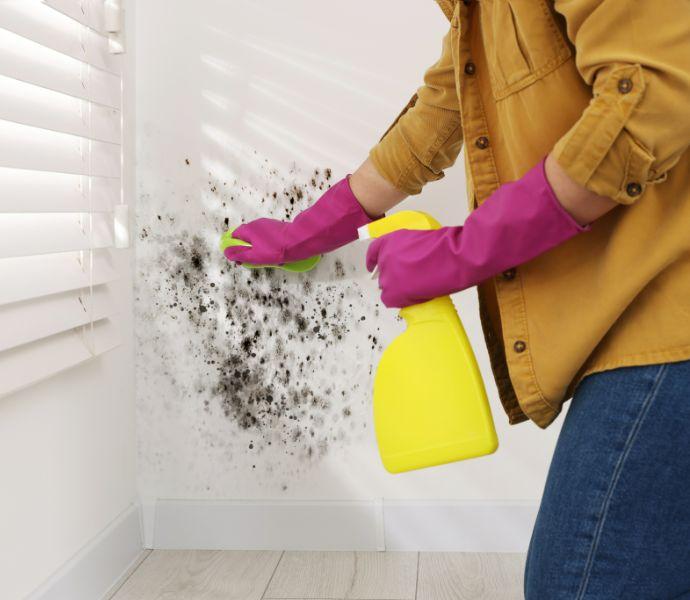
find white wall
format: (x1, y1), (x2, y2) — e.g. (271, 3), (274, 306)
(0, 349), (137, 600)
(135, 0), (562, 542)
(0, 4), (139, 599)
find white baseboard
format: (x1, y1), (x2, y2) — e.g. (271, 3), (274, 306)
(151, 499), (384, 551)
(148, 499), (538, 553)
(383, 500), (538, 552)
(28, 503), (145, 600)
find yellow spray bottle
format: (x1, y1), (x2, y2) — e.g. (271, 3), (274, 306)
(358, 211), (498, 473)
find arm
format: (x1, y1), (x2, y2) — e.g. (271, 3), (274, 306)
(551, 0), (690, 207)
(352, 25), (463, 216)
(544, 0), (690, 226)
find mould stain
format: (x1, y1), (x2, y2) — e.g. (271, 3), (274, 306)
(135, 163), (384, 482)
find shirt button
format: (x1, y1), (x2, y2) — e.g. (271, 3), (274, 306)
(618, 78), (633, 94)
(502, 268), (516, 280)
(513, 340), (527, 353)
(464, 61), (476, 75)
(626, 182), (643, 197)
(475, 136), (490, 150)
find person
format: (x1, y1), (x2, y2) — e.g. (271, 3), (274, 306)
(223, 1), (690, 597)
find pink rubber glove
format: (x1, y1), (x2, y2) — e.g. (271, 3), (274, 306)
(223, 176), (374, 265)
(366, 158), (590, 308)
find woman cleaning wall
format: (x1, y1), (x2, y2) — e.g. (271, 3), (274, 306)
(223, 0), (690, 597)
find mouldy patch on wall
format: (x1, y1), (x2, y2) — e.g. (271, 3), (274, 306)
(135, 161), (384, 490)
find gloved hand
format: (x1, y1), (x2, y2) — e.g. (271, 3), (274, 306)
(366, 158), (590, 308)
(223, 176), (374, 265)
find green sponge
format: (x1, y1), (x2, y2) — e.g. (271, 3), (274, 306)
(219, 228), (321, 273)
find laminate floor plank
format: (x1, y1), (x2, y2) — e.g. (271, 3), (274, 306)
(111, 549), (282, 600)
(263, 551), (418, 600)
(416, 552), (525, 600)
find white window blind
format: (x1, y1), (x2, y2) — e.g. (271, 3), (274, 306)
(0, 0), (125, 397)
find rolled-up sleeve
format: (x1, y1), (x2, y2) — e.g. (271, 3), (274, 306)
(552, 0), (690, 204)
(369, 27), (463, 196)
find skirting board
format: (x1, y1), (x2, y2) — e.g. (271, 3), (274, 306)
(147, 499), (539, 553)
(28, 503), (145, 600)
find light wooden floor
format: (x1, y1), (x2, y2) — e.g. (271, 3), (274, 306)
(111, 550), (525, 600)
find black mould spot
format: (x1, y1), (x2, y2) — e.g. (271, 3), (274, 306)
(334, 260), (345, 279)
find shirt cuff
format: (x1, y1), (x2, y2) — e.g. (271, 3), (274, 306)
(552, 64), (663, 205)
(369, 101), (462, 196)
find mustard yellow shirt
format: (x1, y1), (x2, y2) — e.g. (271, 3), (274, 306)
(370, 0), (690, 427)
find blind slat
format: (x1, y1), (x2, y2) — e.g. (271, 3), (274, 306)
(0, 120), (120, 178)
(0, 74), (120, 144)
(0, 168), (119, 213)
(0, 213), (114, 259)
(0, 249), (118, 306)
(0, 284), (116, 353)
(0, 28), (121, 108)
(0, 1), (121, 74)
(44, 0), (110, 36)
(0, 317), (121, 398)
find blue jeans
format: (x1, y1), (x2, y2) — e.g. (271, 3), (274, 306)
(524, 359), (690, 599)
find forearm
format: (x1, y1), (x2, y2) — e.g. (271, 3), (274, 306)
(348, 157), (408, 218)
(545, 153), (618, 226)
